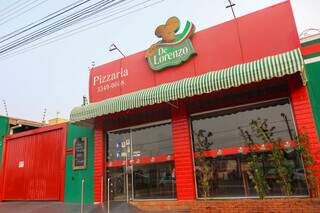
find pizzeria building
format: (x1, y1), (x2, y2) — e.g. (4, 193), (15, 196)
(69, 1), (320, 211)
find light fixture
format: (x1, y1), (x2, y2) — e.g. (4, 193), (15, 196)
(108, 43), (125, 58)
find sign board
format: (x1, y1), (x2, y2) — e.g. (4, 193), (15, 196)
(73, 137), (87, 170)
(125, 139), (130, 145)
(145, 17), (196, 71)
(18, 161), (24, 168)
(89, 2), (300, 103)
(133, 150), (141, 157)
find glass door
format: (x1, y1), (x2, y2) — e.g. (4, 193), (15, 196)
(106, 122), (176, 201)
(106, 130), (133, 201)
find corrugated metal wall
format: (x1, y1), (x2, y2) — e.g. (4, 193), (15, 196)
(0, 124), (66, 201)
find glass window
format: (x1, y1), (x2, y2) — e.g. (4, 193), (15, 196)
(107, 130), (130, 162)
(192, 99), (309, 198)
(263, 151), (308, 196)
(133, 161), (176, 199)
(108, 167), (132, 201)
(195, 153), (308, 198)
(131, 123), (173, 158)
(191, 99), (295, 151)
(106, 122), (176, 200)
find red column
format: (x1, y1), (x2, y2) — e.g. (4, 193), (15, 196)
(171, 102), (196, 200)
(290, 82), (320, 195)
(94, 120), (105, 203)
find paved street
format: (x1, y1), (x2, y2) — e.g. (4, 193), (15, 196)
(0, 201), (188, 213)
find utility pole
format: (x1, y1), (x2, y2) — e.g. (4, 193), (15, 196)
(56, 111), (60, 124)
(226, 0), (237, 19)
(82, 96), (88, 106)
(226, 0), (244, 62)
(109, 43), (126, 95)
(42, 108), (47, 124)
(109, 43), (125, 58)
(2, 100), (8, 116)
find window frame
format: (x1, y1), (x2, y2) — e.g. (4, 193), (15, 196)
(106, 119), (176, 201)
(107, 119), (172, 134)
(189, 97), (310, 199)
(106, 119), (173, 162)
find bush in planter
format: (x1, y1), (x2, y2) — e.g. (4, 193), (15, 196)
(239, 127), (270, 199)
(242, 118), (319, 198)
(295, 132), (319, 197)
(249, 118), (293, 196)
(239, 118), (294, 197)
(194, 129), (217, 199)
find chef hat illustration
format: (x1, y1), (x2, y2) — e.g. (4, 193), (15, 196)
(155, 16), (180, 43)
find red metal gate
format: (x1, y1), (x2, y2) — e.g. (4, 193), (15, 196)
(0, 124), (66, 201)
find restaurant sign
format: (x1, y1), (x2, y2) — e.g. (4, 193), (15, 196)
(73, 137), (87, 170)
(145, 16), (196, 71)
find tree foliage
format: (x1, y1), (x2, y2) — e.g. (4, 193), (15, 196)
(194, 129), (216, 198)
(249, 118), (293, 196)
(295, 132), (318, 197)
(239, 127), (270, 199)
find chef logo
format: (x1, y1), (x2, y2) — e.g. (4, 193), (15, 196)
(145, 17), (196, 71)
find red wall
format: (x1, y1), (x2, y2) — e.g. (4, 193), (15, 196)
(172, 102), (196, 200)
(93, 119), (105, 203)
(289, 81), (320, 196)
(89, 1), (299, 103)
(0, 124), (67, 201)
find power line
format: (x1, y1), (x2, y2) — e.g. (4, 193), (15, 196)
(0, 0), (164, 61)
(0, 0), (85, 42)
(0, 0), (115, 48)
(0, 0), (120, 54)
(0, 0), (92, 44)
(0, 0), (50, 26)
(0, 0), (127, 58)
(0, 0), (36, 20)
(0, 0), (23, 16)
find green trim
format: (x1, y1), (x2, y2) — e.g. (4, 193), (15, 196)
(147, 19), (196, 71)
(0, 116), (9, 167)
(147, 38), (196, 71)
(64, 123), (94, 204)
(305, 62), (320, 141)
(159, 21), (193, 46)
(70, 48), (304, 123)
(301, 38), (320, 47)
(303, 52), (320, 60)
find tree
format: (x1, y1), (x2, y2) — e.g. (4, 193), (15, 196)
(239, 127), (270, 199)
(194, 129), (216, 199)
(295, 132), (319, 197)
(249, 118), (293, 196)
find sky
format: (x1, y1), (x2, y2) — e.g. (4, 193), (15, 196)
(0, 0), (319, 122)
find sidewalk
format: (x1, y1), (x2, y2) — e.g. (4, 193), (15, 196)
(0, 201), (189, 213)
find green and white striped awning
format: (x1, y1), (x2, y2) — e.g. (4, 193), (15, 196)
(70, 48), (304, 123)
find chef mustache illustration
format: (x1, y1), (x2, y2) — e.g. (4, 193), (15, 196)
(145, 16), (180, 57)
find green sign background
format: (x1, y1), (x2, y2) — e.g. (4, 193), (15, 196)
(147, 39), (196, 71)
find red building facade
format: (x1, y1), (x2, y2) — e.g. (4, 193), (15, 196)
(70, 1), (320, 210)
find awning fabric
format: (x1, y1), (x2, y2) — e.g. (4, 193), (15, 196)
(70, 48), (303, 123)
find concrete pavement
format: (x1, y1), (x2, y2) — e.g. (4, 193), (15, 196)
(0, 201), (189, 213)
